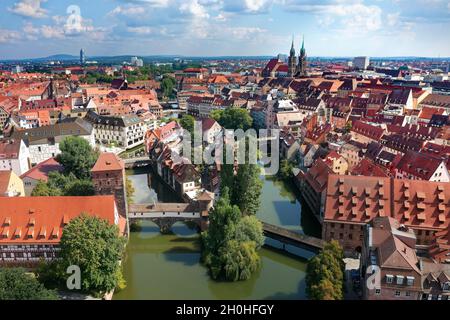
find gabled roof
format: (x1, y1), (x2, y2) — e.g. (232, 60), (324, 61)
(0, 171), (13, 195)
(0, 196), (123, 244)
(91, 153), (124, 172)
(394, 150), (444, 180)
(20, 158), (63, 182)
(351, 158), (389, 177)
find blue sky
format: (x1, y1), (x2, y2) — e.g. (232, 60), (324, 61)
(0, 0), (449, 59)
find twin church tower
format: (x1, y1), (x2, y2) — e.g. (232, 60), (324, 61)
(288, 36), (307, 77)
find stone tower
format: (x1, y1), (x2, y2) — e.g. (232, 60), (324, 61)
(297, 36), (307, 77)
(288, 36), (297, 77)
(91, 153), (128, 219)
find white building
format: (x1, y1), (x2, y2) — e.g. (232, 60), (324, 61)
(10, 118), (95, 166)
(353, 56), (370, 70)
(0, 139), (30, 176)
(85, 111), (146, 149)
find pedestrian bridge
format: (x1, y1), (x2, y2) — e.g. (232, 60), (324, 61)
(261, 222), (325, 254)
(128, 203), (325, 253)
(123, 157), (151, 169)
(128, 202), (204, 233)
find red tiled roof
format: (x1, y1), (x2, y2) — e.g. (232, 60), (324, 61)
(0, 139), (21, 159)
(0, 196), (122, 244)
(325, 175), (450, 232)
(20, 158), (63, 182)
(0, 171), (13, 195)
(351, 158), (389, 177)
(301, 159), (333, 193)
(418, 106), (446, 121)
(202, 118), (219, 131)
(351, 120), (384, 141)
(394, 150), (444, 180)
(91, 153), (124, 172)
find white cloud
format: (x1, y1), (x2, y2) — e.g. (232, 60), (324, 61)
(180, 0), (210, 18)
(0, 29), (22, 43)
(306, 2), (383, 33)
(180, 0), (210, 38)
(41, 25), (65, 39)
(109, 5), (147, 17)
(123, 0), (170, 6)
(245, 0), (271, 12)
(226, 26), (266, 39)
(9, 0), (47, 18)
(127, 26), (155, 34)
(387, 12), (400, 27)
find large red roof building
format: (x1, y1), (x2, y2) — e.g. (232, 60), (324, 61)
(0, 195), (126, 266)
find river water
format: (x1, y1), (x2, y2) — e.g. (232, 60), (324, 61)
(113, 167), (321, 300)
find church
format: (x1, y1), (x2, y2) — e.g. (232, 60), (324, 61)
(262, 36), (308, 78)
(288, 36), (307, 77)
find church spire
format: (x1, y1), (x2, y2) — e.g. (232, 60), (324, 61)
(300, 35), (305, 55)
(290, 35), (295, 56)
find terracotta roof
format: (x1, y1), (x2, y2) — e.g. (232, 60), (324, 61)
(326, 174), (450, 231)
(20, 158), (63, 182)
(351, 120), (384, 141)
(392, 179), (450, 230)
(394, 150), (445, 180)
(418, 107), (446, 121)
(351, 158), (389, 177)
(301, 159), (333, 193)
(324, 175), (391, 224)
(202, 118), (219, 131)
(0, 139), (21, 159)
(0, 171), (12, 195)
(91, 153), (124, 172)
(0, 196), (122, 244)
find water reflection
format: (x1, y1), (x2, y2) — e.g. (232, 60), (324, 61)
(114, 167), (311, 300)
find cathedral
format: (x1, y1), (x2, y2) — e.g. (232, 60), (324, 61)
(288, 36), (307, 77)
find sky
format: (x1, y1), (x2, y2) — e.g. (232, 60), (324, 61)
(0, 0), (449, 59)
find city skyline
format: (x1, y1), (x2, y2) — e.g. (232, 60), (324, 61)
(0, 0), (450, 60)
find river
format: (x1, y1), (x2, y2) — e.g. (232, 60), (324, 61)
(113, 167), (321, 300)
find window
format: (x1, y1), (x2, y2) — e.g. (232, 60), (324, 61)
(395, 291), (401, 297)
(406, 291), (411, 297)
(396, 275), (404, 285)
(349, 233), (353, 240)
(406, 276), (414, 286)
(375, 289), (381, 295)
(386, 275), (394, 284)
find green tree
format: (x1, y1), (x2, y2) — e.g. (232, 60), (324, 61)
(63, 179), (95, 196)
(59, 215), (126, 294)
(279, 159), (295, 181)
(126, 175), (135, 204)
(31, 180), (61, 196)
(211, 108), (253, 130)
(234, 215), (264, 249)
(220, 240), (260, 281)
(56, 136), (99, 179)
(179, 115), (195, 136)
(161, 76), (175, 98)
(220, 163), (234, 194)
(31, 172), (95, 197)
(232, 164), (262, 215)
(201, 187), (263, 281)
(306, 240), (345, 300)
(0, 268), (58, 300)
